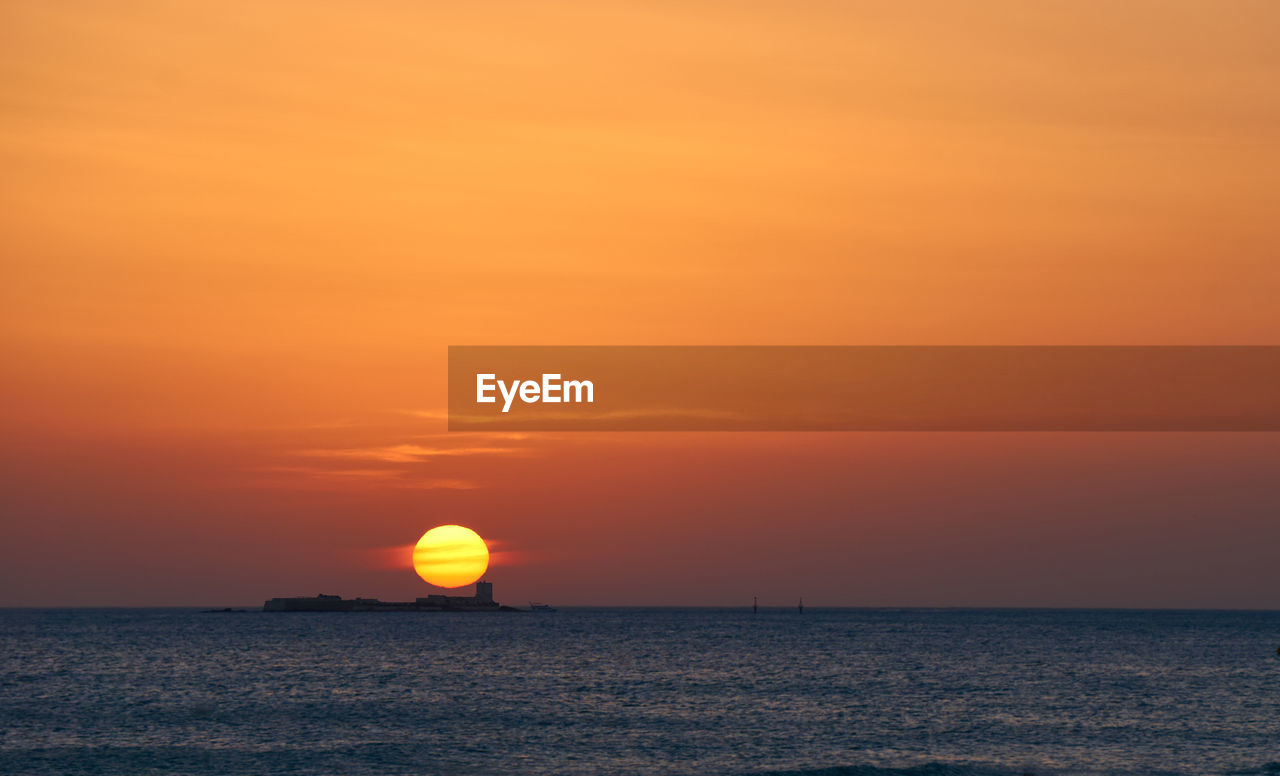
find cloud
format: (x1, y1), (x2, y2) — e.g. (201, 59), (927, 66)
(354, 543), (524, 571)
(399, 409), (449, 421)
(446, 406), (746, 427)
(400, 478), (480, 491)
(298, 443), (520, 463)
(244, 465), (481, 491)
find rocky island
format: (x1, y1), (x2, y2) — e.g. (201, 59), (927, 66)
(263, 581), (522, 612)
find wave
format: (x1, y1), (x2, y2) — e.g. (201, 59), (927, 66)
(749, 763), (1280, 776)
(740, 763), (1025, 776)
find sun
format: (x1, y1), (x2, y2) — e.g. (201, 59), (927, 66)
(412, 525), (489, 588)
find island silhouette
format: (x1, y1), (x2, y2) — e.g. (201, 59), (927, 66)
(263, 581), (529, 612)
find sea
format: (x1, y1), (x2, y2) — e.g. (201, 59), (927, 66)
(2, 608), (1278, 776)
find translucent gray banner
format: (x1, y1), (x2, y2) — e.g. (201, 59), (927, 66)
(448, 346), (1280, 431)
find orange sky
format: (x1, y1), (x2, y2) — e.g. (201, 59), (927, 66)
(2, 1), (1279, 606)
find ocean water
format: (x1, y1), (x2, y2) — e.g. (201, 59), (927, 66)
(2, 608), (1279, 776)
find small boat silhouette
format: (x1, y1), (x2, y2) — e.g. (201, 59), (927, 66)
(528, 602), (556, 612)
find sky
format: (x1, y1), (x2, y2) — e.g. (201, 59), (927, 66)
(2, 0), (1279, 607)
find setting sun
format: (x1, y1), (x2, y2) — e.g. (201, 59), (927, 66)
(412, 525), (489, 588)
